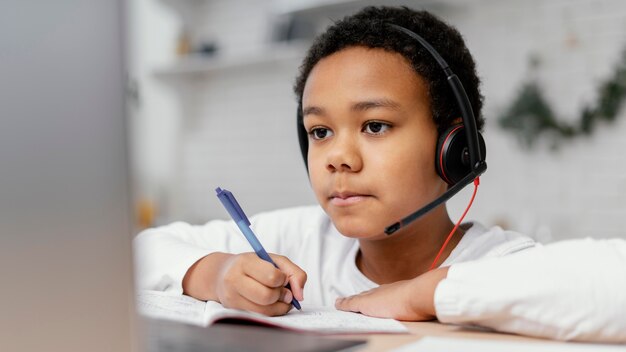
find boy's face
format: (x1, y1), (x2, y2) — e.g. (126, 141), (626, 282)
(302, 46), (447, 239)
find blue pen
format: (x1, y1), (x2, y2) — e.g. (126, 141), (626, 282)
(215, 187), (301, 310)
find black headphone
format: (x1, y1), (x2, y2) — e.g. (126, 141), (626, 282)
(297, 23), (487, 235)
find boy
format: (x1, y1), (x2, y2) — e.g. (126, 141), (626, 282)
(134, 6), (536, 316)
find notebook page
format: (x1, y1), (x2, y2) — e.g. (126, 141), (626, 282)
(205, 301), (408, 334)
(136, 290), (207, 326)
(261, 306), (408, 334)
(137, 291), (408, 334)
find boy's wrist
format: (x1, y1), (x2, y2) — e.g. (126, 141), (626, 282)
(409, 266), (449, 318)
(182, 252), (232, 301)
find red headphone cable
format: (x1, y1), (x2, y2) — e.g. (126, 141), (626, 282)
(428, 177), (480, 271)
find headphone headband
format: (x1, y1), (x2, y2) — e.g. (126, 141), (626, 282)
(386, 23), (484, 169)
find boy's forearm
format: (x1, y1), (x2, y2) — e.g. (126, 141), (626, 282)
(182, 252), (232, 301)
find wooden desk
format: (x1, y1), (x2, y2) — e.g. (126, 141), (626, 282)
(144, 317), (617, 351)
(355, 321), (570, 351)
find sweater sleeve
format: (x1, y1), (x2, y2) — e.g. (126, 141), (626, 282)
(132, 219), (248, 294)
(434, 238), (626, 343)
(132, 206), (322, 294)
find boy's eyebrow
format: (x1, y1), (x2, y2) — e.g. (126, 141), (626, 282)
(302, 99), (400, 118)
(302, 106), (325, 117)
(351, 99), (401, 112)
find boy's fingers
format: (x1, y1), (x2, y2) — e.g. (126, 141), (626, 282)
(279, 288), (293, 304)
(237, 275), (283, 306)
(269, 254), (308, 301)
(242, 255), (287, 288)
(335, 294), (363, 313)
(228, 292), (292, 317)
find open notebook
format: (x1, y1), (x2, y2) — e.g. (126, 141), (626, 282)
(137, 290), (408, 335)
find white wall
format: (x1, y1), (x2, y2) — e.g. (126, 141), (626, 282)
(445, 0), (626, 241)
(127, 0), (184, 221)
(130, 0), (626, 242)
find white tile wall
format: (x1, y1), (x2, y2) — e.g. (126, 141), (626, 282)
(145, 0), (626, 241)
(442, 0), (626, 241)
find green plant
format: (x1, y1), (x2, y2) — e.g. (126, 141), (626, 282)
(498, 49), (626, 149)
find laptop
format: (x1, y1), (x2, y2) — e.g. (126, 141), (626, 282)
(0, 1), (135, 351)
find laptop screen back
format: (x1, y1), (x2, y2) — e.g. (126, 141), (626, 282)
(0, 1), (135, 351)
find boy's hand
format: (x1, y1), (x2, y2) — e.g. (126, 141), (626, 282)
(335, 267), (449, 321)
(183, 252), (307, 316)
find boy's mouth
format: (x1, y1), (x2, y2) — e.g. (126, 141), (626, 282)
(328, 191), (371, 206)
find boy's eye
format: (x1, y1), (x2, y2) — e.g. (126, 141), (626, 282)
(309, 127), (334, 140)
(363, 121), (391, 135)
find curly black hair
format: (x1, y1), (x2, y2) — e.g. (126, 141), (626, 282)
(294, 6), (484, 135)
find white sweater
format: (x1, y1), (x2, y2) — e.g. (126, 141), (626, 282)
(134, 205), (536, 307)
(435, 238), (626, 343)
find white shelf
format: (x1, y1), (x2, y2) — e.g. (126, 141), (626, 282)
(153, 0), (466, 77)
(153, 42), (309, 77)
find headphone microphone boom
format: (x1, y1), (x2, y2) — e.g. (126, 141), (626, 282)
(296, 23), (487, 236)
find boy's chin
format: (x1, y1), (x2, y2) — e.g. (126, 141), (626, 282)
(332, 219), (387, 240)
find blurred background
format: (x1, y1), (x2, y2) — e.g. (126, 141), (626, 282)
(127, 0), (626, 243)
(1, 1), (624, 349)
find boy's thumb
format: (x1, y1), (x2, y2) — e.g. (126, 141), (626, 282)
(269, 254), (307, 301)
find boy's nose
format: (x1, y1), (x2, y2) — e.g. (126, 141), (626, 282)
(326, 135), (363, 172)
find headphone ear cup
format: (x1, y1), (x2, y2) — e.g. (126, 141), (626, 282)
(436, 125), (486, 185)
